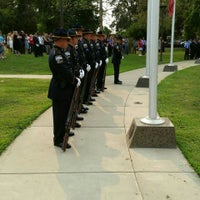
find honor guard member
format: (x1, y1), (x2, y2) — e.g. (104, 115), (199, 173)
(96, 31), (109, 91)
(48, 28), (81, 149)
(112, 35), (123, 84)
(72, 24), (89, 114)
(89, 31), (101, 97)
(81, 29), (95, 105)
(67, 29), (85, 127)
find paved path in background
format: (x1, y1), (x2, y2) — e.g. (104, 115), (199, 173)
(0, 60), (199, 200)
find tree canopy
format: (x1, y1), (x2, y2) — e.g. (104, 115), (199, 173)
(0, 0), (199, 39)
(110, 0), (200, 40)
(0, 0), (99, 34)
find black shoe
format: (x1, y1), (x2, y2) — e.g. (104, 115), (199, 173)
(80, 108), (88, 114)
(93, 93), (98, 97)
(114, 80), (122, 84)
(83, 106), (89, 110)
(95, 90), (101, 94)
(75, 122), (81, 128)
(104, 87), (107, 90)
(69, 131), (75, 137)
(87, 101), (93, 105)
(90, 97), (95, 101)
(76, 116), (84, 121)
(54, 143), (71, 149)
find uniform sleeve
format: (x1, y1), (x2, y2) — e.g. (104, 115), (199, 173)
(50, 52), (76, 87)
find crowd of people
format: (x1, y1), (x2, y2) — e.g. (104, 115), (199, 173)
(184, 39), (200, 60)
(1, 29), (148, 60)
(3, 30), (54, 57)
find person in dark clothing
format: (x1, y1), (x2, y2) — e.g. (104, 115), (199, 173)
(190, 39), (197, 59)
(81, 29), (96, 105)
(33, 32), (40, 57)
(96, 31), (109, 91)
(112, 35), (123, 84)
(47, 28), (81, 149)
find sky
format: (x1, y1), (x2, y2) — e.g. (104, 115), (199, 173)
(102, 1), (115, 32)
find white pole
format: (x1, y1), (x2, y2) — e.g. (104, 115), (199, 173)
(141, 0), (165, 125)
(169, 0), (176, 65)
(145, 0), (151, 77)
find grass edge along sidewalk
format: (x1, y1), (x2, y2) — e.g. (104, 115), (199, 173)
(158, 65), (200, 176)
(0, 78), (51, 155)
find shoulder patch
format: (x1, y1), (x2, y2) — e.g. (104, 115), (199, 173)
(55, 55), (64, 64)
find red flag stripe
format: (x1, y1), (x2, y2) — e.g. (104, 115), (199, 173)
(168, 0), (174, 17)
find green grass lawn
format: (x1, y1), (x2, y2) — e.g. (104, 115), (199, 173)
(0, 53), (50, 74)
(0, 78), (51, 154)
(158, 66), (200, 176)
(0, 48), (185, 75)
(1, 47), (200, 177)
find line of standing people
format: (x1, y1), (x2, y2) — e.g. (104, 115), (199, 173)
(47, 27), (110, 150)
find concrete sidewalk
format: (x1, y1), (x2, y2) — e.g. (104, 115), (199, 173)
(0, 60), (200, 200)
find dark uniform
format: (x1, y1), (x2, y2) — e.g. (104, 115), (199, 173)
(48, 28), (78, 149)
(33, 33), (40, 57)
(112, 35), (123, 84)
(81, 30), (96, 104)
(96, 32), (108, 91)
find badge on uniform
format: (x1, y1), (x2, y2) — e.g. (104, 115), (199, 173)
(83, 43), (88, 48)
(65, 51), (71, 58)
(55, 55), (64, 64)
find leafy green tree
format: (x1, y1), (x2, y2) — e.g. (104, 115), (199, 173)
(183, 0), (200, 39)
(110, 0), (140, 32)
(0, 0), (99, 34)
(15, 0), (37, 33)
(63, 0), (99, 30)
(34, 0), (59, 33)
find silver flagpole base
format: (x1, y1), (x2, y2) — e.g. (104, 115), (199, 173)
(140, 116), (165, 125)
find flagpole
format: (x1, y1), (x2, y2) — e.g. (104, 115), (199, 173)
(163, 0), (178, 71)
(169, 0), (176, 65)
(135, 0), (150, 87)
(126, 0), (176, 148)
(141, 0), (165, 125)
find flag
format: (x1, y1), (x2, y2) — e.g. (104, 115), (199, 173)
(168, 0), (174, 17)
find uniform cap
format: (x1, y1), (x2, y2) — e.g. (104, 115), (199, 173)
(97, 31), (105, 36)
(68, 29), (81, 37)
(82, 29), (93, 35)
(52, 28), (71, 39)
(72, 23), (83, 31)
(116, 35), (123, 40)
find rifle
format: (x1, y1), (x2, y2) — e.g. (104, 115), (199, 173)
(77, 69), (89, 113)
(101, 62), (107, 92)
(86, 65), (100, 103)
(70, 86), (81, 129)
(62, 85), (80, 151)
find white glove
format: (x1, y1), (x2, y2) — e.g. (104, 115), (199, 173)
(95, 62), (99, 69)
(122, 56), (124, 59)
(105, 58), (109, 64)
(76, 77), (81, 88)
(86, 64), (91, 72)
(79, 69), (85, 79)
(99, 60), (102, 66)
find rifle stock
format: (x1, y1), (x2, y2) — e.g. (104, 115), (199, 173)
(77, 71), (88, 113)
(87, 67), (99, 103)
(101, 63), (107, 92)
(62, 86), (79, 151)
